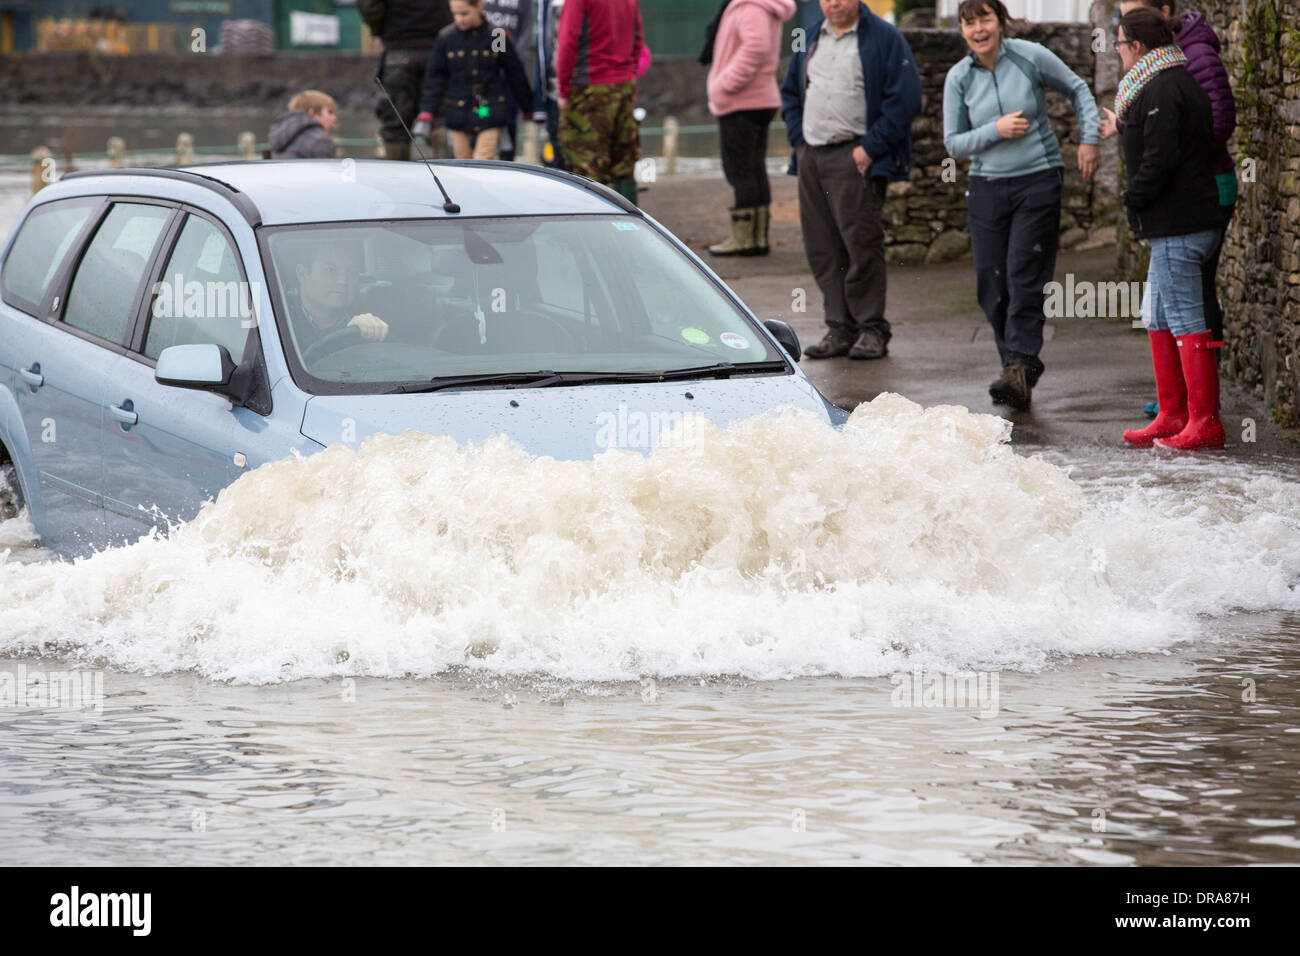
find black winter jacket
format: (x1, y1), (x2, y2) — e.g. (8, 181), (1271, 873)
(418, 22), (533, 133)
(268, 112), (335, 159)
(360, 0), (452, 51)
(1121, 66), (1222, 240)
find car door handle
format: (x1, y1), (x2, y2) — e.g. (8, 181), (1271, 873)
(19, 364), (43, 388)
(108, 400), (138, 426)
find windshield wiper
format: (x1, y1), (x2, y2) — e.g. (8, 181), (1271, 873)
(386, 370), (621, 393)
(645, 361), (787, 381)
(383, 361), (789, 394)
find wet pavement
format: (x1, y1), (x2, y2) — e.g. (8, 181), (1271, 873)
(642, 173), (1299, 462)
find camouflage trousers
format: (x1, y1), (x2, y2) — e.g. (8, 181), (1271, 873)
(559, 82), (640, 185)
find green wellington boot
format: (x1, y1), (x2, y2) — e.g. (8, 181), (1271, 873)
(612, 179), (639, 207)
(707, 207), (758, 257)
(752, 204), (771, 255)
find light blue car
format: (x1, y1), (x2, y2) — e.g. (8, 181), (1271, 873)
(0, 160), (845, 557)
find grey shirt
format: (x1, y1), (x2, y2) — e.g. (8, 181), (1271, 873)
(801, 19), (867, 148)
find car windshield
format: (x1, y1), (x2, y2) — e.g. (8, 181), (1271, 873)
(261, 215), (783, 392)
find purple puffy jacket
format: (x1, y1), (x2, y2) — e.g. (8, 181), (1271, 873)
(1116, 11), (1236, 175)
(1176, 11), (1236, 175)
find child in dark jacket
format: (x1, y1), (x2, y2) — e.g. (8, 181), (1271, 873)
(268, 90), (338, 159)
(413, 0), (533, 160)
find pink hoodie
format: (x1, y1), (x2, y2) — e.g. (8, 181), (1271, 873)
(706, 0), (797, 117)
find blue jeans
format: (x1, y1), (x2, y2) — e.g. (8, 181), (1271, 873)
(1142, 228), (1222, 337)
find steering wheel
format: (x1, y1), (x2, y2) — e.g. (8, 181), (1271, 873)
(301, 324), (364, 365)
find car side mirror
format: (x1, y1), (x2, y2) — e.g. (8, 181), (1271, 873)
(763, 320), (801, 362)
(155, 343), (236, 390)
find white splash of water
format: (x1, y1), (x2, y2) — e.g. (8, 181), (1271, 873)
(1, 394), (1297, 683)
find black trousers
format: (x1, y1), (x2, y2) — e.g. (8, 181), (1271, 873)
(375, 49), (430, 144)
(1204, 201), (1234, 346)
(718, 108), (775, 208)
(797, 141), (889, 338)
(967, 167), (1063, 377)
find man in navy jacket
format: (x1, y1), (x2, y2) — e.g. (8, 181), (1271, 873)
(781, 0), (921, 359)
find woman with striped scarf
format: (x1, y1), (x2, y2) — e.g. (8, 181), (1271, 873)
(1113, 6), (1225, 450)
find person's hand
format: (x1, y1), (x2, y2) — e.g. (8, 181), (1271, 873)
(1099, 106), (1117, 140)
(348, 313), (389, 341)
(412, 112), (433, 139)
(557, 96), (568, 111)
(852, 145), (872, 173)
(996, 110), (1029, 139)
(1078, 143), (1100, 182)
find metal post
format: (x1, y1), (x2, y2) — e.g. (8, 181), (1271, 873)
(521, 120), (541, 166)
(664, 116), (679, 177)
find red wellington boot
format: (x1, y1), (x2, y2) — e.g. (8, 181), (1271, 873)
(1123, 330), (1187, 446)
(1154, 330), (1226, 450)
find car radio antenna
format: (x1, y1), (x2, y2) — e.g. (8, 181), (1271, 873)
(374, 75), (461, 214)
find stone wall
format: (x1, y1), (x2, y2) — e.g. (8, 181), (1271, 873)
(1114, 0), (1300, 427)
(0, 48), (719, 116)
(0, 50), (395, 112)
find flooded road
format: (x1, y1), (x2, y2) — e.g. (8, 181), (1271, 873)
(1, 150), (1298, 865)
(2, 618), (1297, 866)
(2, 402), (1298, 865)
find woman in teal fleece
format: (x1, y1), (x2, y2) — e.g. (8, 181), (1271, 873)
(943, 0), (1100, 412)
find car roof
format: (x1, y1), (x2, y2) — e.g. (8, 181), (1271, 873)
(58, 159), (634, 226)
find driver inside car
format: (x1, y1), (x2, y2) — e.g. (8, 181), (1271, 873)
(285, 240), (389, 353)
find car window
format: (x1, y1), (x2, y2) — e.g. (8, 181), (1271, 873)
(263, 216), (779, 390)
(1, 198), (98, 314)
(63, 203), (171, 346)
(144, 214), (251, 364)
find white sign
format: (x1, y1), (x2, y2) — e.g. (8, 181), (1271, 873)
(290, 11), (340, 46)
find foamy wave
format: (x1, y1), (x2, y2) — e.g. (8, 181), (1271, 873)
(1, 394), (1297, 683)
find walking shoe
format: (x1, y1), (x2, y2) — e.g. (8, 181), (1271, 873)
(1154, 331), (1225, 450)
(1123, 331), (1186, 446)
(803, 327), (856, 359)
(988, 360), (1031, 411)
(848, 328), (888, 360)
(1024, 361), (1044, 389)
(708, 208), (758, 257)
(753, 205), (771, 256)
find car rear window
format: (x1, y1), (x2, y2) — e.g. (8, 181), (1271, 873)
(63, 203), (171, 346)
(1, 198), (98, 314)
